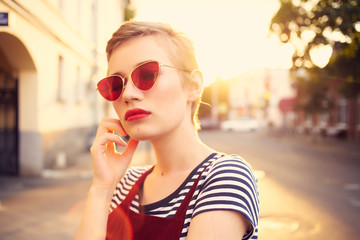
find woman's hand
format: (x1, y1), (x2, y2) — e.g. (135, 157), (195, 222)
(75, 117), (137, 240)
(90, 117), (139, 190)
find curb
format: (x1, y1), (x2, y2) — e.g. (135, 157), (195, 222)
(41, 168), (94, 179)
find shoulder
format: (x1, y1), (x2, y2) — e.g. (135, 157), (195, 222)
(198, 153), (259, 203)
(211, 154), (255, 171)
(206, 154), (257, 185)
(194, 154), (259, 238)
(204, 154), (259, 208)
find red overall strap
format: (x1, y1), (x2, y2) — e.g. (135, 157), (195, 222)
(121, 166), (155, 208)
(106, 157), (220, 240)
(173, 159), (215, 218)
(106, 166), (154, 240)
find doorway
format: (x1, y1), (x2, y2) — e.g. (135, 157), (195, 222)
(0, 68), (18, 175)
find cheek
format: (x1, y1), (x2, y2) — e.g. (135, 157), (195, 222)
(155, 84), (188, 115)
(112, 102), (124, 120)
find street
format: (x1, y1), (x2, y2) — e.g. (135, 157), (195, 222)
(200, 130), (360, 240)
(1, 130), (359, 239)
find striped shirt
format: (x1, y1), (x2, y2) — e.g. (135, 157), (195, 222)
(110, 153), (259, 239)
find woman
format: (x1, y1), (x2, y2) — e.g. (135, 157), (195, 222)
(75, 21), (259, 240)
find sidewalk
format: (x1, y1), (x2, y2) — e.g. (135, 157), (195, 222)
(0, 141), (155, 214)
(41, 141), (156, 180)
(0, 142), (156, 240)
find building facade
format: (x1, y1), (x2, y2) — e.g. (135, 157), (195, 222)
(0, 0), (129, 176)
(295, 77), (360, 140)
(226, 68), (295, 127)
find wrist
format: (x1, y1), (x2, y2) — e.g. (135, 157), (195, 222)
(88, 182), (116, 202)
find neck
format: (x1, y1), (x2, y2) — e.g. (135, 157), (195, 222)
(150, 122), (214, 175)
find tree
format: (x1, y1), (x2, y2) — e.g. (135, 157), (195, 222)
(294, 68), (334, 114)
(124, 1), (136, 21)
(270, 0), (360, 102)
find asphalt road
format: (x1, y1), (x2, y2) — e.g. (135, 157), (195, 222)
(199, 130), (360, 240)
(0, 130), (359, 239)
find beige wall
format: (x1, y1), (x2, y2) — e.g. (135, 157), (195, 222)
(0, 0), (127, 175)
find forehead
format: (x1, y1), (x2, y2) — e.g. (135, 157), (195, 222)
(107, 36), (172, 75)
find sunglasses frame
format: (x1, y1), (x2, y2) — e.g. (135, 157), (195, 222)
(97, 60), (191, 101)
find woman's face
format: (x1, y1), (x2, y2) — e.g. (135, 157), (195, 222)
(108, 36), (192, 141)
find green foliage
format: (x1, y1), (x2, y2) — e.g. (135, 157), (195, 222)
(270, 0), (360, 104)
(295, 68), (334, 113)
(124, 3), (136, 21)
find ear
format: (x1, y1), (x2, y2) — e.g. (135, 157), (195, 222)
(187, 69), (204, 102)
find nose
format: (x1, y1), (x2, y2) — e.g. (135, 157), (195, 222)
(121, 77), (143, 103)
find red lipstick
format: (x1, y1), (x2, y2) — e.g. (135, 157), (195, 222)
(125, 108), (151, 122)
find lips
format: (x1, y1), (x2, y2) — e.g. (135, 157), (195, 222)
(125, 108), (151, 122)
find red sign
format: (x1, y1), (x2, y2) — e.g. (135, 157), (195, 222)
(278, 97), (296, 114)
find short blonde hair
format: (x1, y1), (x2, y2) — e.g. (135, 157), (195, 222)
(106, 21), (202, 130)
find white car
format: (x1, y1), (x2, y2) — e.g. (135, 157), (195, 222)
(221, 117), (260, 132)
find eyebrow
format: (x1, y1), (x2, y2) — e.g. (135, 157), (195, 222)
(108, 60), (156, 76)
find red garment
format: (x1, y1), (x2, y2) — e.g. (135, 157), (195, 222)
(106, 163), (211, 240)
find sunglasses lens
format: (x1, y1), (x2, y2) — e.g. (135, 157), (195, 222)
(132, 61), (159, 90)
(97, 76), (123, 101)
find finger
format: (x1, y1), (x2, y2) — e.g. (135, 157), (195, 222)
(105, 141), (115, 153)
(98, 120), (121, 133)
(117, 123), (128, 136)
(98, 118), (127, 136)
(105, 133), (127, 147)
(122, 138), (139, 159)
(93, 133), (126, 152)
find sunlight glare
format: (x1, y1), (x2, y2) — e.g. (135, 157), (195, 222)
(310, 44), (332, 68)
(134, 0), (290, 85)
(355, 22), (360, 32)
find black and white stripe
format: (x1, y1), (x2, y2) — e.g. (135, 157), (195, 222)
(110, 153), (259, 239)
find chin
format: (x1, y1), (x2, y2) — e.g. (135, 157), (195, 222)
(128, 134), (150, 142)
(126, 129), (154, 142)
(126, 127), (165, 142)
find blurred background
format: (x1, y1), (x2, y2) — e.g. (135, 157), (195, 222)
(0, 0), (359, 239)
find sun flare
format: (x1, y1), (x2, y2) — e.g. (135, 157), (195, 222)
(134, 0), (292, 85)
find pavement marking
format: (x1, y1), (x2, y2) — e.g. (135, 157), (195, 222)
(323, 177), (346, 185)
(259, 215), (300, 233)
(343, 183), (360, 191)
(0, 200), (6, 211)
(308, 223), (322, 235)
(324, 179), (360, 191)
(348, 197), (360, 208)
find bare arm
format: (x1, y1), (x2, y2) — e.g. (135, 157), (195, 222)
(74, 184), (114, 240)
(187, 210), (251, 240)
(74, 118), (138, 240)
